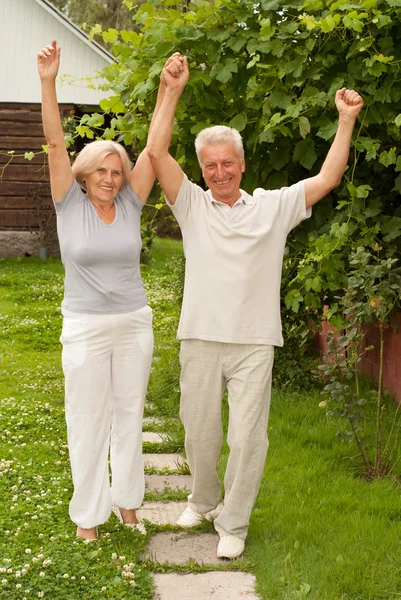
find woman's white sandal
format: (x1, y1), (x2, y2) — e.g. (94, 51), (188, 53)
(111, 503), (146, 535)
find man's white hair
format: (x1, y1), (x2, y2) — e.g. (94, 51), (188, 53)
(194, 125), (244, 165)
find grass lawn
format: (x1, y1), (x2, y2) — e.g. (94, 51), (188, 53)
(1, 238), (401, 599)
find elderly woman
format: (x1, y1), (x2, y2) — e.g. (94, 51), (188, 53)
(38, 40), (182, 541)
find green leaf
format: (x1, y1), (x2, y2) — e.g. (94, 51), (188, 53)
(379, 148), (397, 167)
(99, 96), (126, 114)
(381, 217), (401, 242)
(316, 122), (338, 141)
(102, 28), (119, 44)
(261, 0), (282, 9)
(299, 116), (311, 139)
(24, 152), (35, 161)
(294, 140), (318, 170)
(229, 114), (248, 132)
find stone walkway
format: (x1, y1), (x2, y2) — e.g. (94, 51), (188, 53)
(140, 426), (261, 600)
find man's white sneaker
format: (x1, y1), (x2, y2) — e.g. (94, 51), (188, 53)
(217, 535), (245, 559)
(207, 503), (223, 520)
(176, 506), (203, 527)
(176, 503), (223, 528)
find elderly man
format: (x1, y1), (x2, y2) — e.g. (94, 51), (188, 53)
(148, 57), (363, 559)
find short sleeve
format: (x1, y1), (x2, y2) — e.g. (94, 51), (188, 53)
(53, 179), (83, 214)
(166, 173), (205, 227)
(118, 184), (144, 211)
(278, 180), (311, 233)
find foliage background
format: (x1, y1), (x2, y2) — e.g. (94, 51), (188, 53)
(66, 0), (401, 385)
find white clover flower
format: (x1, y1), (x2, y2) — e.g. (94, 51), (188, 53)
(39, 572), (45, 577)
(101, 587), (106, 591)
(38, 534), (44, 539)
(63, 573), (69, 579)
(25, 549), (31, 554)
(111, 553), (117, 560)
(130, 581), (136, 587)
(38, 592), (45, 598)
(81, 576), (86, 581)
(16, 583), (22, 589)
(2, 579), (7, 584)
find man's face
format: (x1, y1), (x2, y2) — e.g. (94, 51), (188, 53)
(200, 142), (245, 205)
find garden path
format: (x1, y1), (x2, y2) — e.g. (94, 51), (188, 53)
(140, 424), (260, 600)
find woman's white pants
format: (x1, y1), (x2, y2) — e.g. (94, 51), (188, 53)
(61, 306), (153, 529)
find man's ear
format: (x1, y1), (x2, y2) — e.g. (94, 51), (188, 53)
(241, 158), (245, 173)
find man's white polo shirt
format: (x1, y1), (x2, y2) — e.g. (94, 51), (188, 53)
(167, 174), (311, 346)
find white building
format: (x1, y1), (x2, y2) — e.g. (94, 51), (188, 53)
(0, 0), (113, 105)
(0, 0), (115, 256)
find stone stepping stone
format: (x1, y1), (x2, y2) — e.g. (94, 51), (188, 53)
(143, 453), (187, 472)
(146, 532), (225, 565)
(153, 572), (260, 600)
(142, 432), (165, 443)
(145, 474), (193, 492)
(137, 501), (187, 525)
(143, 416), (168, 428)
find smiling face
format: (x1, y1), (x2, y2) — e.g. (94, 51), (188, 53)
(85, 153), (123, 206)
(200, 142), (245, 205)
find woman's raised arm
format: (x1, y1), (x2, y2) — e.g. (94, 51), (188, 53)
(38, 40), (73, 202)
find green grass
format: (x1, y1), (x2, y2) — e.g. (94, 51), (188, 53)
(1, 240), (401, 599)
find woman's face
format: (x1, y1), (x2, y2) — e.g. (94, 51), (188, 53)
(85, 154), (123, 205)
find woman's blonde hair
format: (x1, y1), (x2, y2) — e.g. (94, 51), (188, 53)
(71, 140), (132, 190)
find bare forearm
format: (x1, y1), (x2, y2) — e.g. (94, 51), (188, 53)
(320, 115), (357, 187)
(148, 79), (166, 138)
(41, 79), (65, 148)
(147, 88), (182, 159)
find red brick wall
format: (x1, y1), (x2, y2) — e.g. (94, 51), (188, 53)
(316, 313), (401, 404)
(359, 313), (401, 404)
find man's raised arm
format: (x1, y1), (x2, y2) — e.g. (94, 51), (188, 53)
(304, 88), (364, 209)
(146, 55), (189, 205)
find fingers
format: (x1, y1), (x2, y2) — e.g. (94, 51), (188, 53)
(164, 54), (186, 78)
(37, 41), (59, 59)
(166, 59), (182, 77)
(337, 88), (363, 106)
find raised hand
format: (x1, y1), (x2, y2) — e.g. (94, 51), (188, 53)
(335, 88), (364, 120)
(37, 40), (60, 81)
(162, 53), (189, 93)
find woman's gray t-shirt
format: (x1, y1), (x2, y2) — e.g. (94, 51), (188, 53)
(54, 179), (147, 314)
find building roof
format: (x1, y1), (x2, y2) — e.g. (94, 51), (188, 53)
(1, 0), (115, 105)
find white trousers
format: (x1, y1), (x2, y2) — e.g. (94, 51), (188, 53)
(179, 339), (274, 540)
(61, 306), (153, 528)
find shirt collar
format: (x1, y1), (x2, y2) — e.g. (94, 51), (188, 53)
(207, 189), (255, 206)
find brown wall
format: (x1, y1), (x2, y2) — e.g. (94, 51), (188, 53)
(316, 314), (401, 404)
(0, 102), (72, 231)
